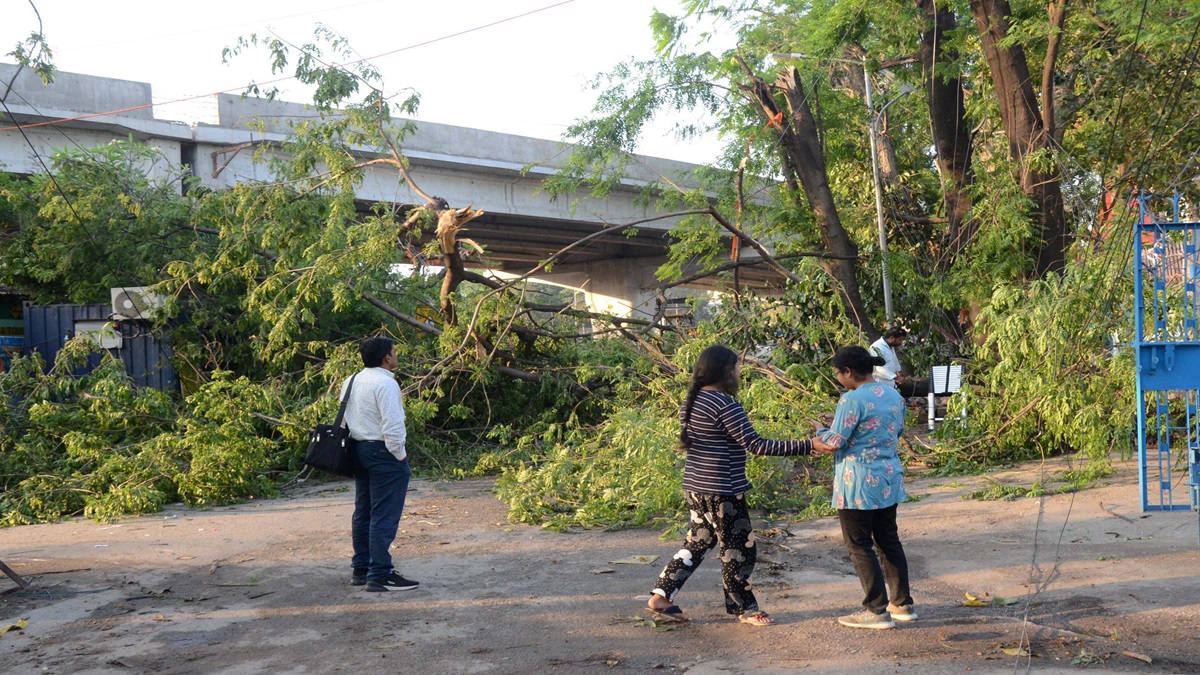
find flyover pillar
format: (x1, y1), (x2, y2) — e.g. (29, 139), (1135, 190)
(537, 256), (666, 321)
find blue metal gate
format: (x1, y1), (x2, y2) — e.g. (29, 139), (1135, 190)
(1133, 192), (1200, 513)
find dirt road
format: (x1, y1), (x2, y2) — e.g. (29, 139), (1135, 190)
(2, 457), (1198, 674)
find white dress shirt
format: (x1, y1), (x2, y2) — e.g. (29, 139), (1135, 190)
(868, 337), (901, 388)
(340, 366), (407, 461)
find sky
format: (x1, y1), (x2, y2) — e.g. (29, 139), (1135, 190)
(3, 0), (727, 164)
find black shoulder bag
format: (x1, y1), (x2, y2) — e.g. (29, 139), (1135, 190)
(304, 374), (358, 477)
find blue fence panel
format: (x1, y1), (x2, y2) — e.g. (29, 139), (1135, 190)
(21, 302), (178, 392)
(1133, 192), (1200, 513)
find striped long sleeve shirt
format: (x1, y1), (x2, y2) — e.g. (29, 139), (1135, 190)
(682, 389), (813, 495)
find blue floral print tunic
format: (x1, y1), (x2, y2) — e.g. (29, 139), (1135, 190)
(818, 383), (906, 510)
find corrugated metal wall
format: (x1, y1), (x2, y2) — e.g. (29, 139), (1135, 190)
(22, 302), (179, 392)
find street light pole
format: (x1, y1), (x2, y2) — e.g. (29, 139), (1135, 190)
(870, 83), (914, 323)
(861, 71), (895, 322)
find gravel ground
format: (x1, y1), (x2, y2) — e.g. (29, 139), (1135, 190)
(2, 455), (1198, 674)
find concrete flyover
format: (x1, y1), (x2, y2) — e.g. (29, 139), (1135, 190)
(0, 63), (783, 319)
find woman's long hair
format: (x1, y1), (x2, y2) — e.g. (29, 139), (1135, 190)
(680, 345), (740, 449)
(831, 345), (885, 377)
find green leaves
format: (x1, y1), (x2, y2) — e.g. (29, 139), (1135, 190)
(0, 142), (192, 305)
(0, 341), (179, 525)
(6, 31), (55, 86)
(495, 327), (838, 533)
(0, 339), (345, 524)
(943, 230), (1134, 469)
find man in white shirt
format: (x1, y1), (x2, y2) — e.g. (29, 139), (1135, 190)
(869, 326), (928, 398)
(869, 327), (907, 389)
(342, 337), (419, 592)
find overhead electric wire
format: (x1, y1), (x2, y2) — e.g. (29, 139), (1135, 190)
(1001, 8), (1200, 671)
(865, 22), (1088, 670)
(4, 87), (147, 182)
(1139, 14), (1200, 193)
(1082, 6), (1200, 331)
(1097, 0), (1152, 184)
(801, 17), (1191, 672)
(0, 0), (582, 134)
(883, 4), (1194, 672)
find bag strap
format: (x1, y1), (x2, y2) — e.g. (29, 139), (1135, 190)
(333, 373), (358, 429)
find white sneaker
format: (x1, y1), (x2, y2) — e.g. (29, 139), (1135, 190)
(837, 610), (895, 629)
(887, 603), (917, 622)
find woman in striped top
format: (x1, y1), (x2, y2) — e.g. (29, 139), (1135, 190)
(646, 345), (832, 626)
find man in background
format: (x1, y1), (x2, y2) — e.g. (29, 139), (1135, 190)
(869, 326), (927, 399)
(342, 336), (419, 592)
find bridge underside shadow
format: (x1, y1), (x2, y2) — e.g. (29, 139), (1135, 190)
(457, 212), (787, 320)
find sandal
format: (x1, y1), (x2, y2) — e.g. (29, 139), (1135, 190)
(738, 611), (775, 626)
(646, 604), (689, 623)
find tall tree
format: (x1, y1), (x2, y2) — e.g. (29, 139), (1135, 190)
(968, 0), (1069, 277)
(737, 58), (872, 334)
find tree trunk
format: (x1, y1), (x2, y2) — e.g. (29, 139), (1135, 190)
(1041, 0), (1069, 144)
(736, 57), (874, 336)
(969, 0), (1069, 277)
(917, 0), (976, 266)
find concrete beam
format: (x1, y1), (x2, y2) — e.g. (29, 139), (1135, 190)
(0, 63), (154, 119)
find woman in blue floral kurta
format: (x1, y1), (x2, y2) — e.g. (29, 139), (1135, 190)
(818, 346), (916, 630)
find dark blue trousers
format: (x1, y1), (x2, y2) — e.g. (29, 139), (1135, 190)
(351, 441), (411, 581)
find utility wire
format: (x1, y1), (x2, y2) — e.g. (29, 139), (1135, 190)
(1097, 0), (1151, 184)
(0, 0), (581, 134)
(872, 6), (1181, 671)
(998, 9), (1200, 668)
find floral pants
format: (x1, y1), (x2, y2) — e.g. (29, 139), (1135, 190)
(651, 491), (758, 616)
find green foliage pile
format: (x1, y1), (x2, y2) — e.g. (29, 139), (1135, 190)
(950, 254), (1128, 458)
(496, 319), (842, 534)
(929, 235), (1135, 472)
(496, 397), (834, 535)
(0, 339), (303, 525)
